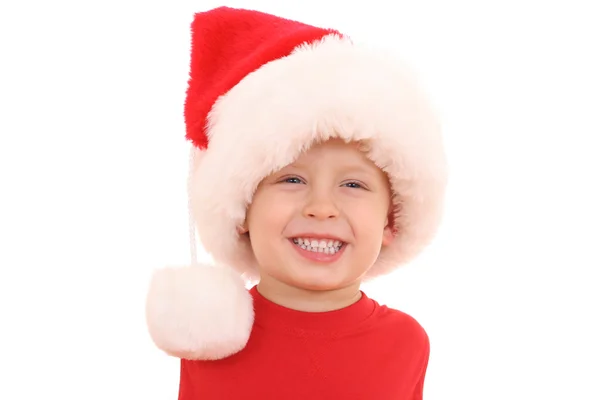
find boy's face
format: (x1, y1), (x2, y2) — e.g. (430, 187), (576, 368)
(241, 138), (394, 292)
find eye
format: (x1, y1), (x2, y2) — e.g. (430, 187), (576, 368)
(343, 181), (366, 189)
(280, 176), (304, 184)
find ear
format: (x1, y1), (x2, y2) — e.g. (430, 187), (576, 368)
(382, 225), (395, 247)
(381, 207), (395, 247)
(236, 219), (249, 235)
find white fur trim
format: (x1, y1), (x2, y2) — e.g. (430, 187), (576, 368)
(145, 264), (254, 360)
(190, 34), (447, 282)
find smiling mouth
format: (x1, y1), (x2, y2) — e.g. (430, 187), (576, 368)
(290, 237), (345, 255)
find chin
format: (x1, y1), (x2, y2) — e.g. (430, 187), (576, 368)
(295, 281), (339, 292)
(285, 272), (358, 292)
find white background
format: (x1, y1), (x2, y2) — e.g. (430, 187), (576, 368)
(1, 0), (599, 399)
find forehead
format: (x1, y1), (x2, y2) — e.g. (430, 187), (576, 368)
(290, 139), (376, 169)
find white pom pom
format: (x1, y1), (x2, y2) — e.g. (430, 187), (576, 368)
(145, 264), (254, 360)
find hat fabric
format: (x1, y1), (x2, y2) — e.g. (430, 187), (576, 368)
(146, 6), (447, 360)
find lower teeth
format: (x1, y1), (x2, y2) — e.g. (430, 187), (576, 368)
(292, 239), (342, 254)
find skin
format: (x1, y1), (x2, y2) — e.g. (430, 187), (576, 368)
(239, 138), (394, 312)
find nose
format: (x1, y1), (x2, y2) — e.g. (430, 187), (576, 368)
(302, 189), (339, 220)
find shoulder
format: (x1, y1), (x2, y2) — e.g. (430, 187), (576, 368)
(369, 298), (430, 352)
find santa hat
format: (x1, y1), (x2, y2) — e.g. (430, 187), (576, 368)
(145, 7), (447, 361)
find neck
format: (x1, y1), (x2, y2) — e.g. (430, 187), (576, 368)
(256, 276), (362, 312)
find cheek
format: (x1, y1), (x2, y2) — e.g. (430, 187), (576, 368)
(247, 194), (293, 236)
(346, 201), (391, 250)
(348, 197), (390, 225)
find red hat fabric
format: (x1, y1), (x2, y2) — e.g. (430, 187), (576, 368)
(184, 7), (341, 150)
(146, 7), (447, 361)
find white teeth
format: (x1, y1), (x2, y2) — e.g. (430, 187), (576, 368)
(292, 237), (344, 254)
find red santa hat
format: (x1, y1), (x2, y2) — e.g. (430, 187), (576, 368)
(145, 7), (448, 361)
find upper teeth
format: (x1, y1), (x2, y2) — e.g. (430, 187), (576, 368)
(292, 237), (343, 253)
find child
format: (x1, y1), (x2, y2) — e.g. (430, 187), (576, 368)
(146, 6), (447, 399)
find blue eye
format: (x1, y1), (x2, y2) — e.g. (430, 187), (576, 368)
(283, 176), (303, 184)
(343, 181), (364, 189)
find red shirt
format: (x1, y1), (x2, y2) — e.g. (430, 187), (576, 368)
(179, 286), (429, 399)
